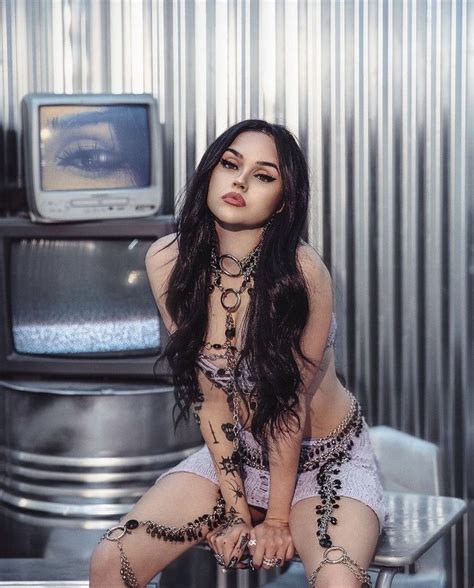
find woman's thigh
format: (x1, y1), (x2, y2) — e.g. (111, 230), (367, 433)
(289, 495), (379, 587)
(90, 472), (220, 588)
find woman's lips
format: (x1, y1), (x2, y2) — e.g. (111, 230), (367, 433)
(222, 193), (246, 207)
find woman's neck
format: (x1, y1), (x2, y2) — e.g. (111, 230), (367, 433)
(214, 223), (264, 260)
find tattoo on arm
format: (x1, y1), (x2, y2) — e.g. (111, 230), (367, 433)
(223, 506), (245, 529)
(221, 422), (236, 441)
(209, 421), (219, 444)
(218, 455), (239, 477)
(192, 391), (204, 425)
(226, 479), (244, 505)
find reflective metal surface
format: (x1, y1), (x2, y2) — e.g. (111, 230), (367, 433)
(0, 379), (202, 517)
(374, 492), (466, 567)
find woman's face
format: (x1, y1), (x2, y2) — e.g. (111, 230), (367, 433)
(207, 130), (284, 228)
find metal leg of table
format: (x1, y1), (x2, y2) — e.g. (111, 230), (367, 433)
(215, 563), (281, 588)
(375, 568), (399, 588)
(216, 565), (231, 588)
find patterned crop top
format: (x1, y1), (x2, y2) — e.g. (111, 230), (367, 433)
(196, 311), (337, 390)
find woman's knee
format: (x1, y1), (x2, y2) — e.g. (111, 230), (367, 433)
(307, 546), (370, 587)
(311, 571), (362, 588)
(89, 540), (124, 587)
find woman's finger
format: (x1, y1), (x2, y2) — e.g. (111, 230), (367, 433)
(227, 530), (250, 568)
(251, 537), (269, 569)
(247, 528), (257, 558)
(215, 529), (236, 566)
(284, 541), (295, 562)
(206, 530), (218, 552)
(275, 544), (287, 568)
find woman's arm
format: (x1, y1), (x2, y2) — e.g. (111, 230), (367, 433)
(195, 389), (253, 524)
(145, 236), (253, 523)
(266, 245), (334, 521)
(249, 246), (334, 568)
(145, 238), (254, 570)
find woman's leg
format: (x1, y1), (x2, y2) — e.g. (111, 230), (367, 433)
(90, 472), (221, 588)
(289, 495), (379, 587)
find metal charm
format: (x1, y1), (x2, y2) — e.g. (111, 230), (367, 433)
(219, 253), (243, 277)
(221, 288), (241, 312)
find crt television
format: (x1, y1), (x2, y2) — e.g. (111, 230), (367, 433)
(21, 93), (163, 224)
(0, 215), (175, 380)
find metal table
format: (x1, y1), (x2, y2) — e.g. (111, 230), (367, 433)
(369, 491), (466, 587)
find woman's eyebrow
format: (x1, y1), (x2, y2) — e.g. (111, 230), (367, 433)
(226, 147), (280, 175)
(48, 108), (122, 130)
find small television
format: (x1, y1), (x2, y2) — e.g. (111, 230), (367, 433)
(21, 93), (163, 224)
(0, 216), (175, 380)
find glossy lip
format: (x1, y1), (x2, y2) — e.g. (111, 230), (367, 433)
(222, 192), (246, 207)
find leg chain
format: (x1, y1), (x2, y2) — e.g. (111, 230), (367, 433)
(98, 495), (227, 588)
(314, 403), (364, 549)
(308, 546), (372, 587)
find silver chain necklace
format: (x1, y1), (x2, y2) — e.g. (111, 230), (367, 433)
(206, 220), (273, 456)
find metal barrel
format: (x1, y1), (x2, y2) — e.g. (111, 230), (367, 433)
(0, 379), (203, 519)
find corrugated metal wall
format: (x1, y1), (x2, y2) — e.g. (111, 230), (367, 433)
(0, 0), (472, 585)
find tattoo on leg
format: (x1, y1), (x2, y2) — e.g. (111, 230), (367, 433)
(225, 479), (244, 504)
(209, 421), (219, 444)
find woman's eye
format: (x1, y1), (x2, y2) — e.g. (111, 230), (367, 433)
(255, 173), (276, 183)
(220, 158), (276, 183)
(220, 158), (237, 170)
(56, 144), (126, 177)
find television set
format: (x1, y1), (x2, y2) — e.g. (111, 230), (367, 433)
(21, 94), (163, 224)
(0, 215), (175, 380)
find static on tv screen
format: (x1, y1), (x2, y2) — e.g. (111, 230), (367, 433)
(10, 238), (161, 356)
(39, 105), (151, 191)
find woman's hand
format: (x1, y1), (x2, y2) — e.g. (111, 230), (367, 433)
(207, 509), (253, 570)
(247, 518), (295, 569)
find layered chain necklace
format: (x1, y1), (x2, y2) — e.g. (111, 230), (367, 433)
(202, 219), (273, 458)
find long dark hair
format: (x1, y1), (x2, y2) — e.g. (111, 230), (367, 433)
(153, 119), (320, 445)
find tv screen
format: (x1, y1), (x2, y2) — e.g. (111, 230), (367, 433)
(22, 94), (163, 223)
(10, 237), (161, 356)
(39, 105), (151, 192)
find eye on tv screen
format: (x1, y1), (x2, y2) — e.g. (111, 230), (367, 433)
(10, 238), (161, 356)
(39, 105), (151, 191)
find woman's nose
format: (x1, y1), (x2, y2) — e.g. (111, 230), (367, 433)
(233, 176), (246, 190)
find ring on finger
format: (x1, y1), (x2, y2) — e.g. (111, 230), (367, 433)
(248, 538), (257, 547)
(262, 556), (278, 568)
(214, 553), (226, 567)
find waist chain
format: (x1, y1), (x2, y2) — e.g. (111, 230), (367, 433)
(238, 392), (364, 474)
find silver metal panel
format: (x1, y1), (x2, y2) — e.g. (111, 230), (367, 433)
(0, 0), (472, 585)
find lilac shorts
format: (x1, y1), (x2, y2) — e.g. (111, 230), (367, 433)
(157, 417), (388, 535)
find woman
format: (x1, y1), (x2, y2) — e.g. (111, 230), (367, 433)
(90, 119), (387, 587)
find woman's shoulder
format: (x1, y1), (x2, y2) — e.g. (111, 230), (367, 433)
(145, 233), (179, 335)
(145, 232), (179, 270)
(296, 242), (332, 286)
